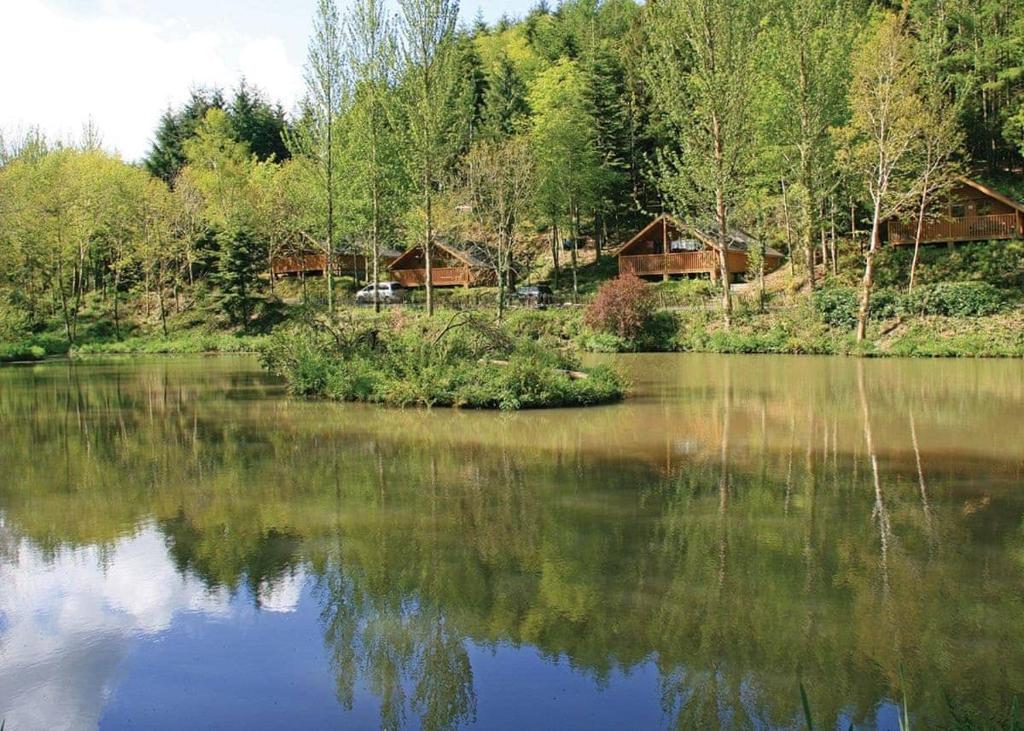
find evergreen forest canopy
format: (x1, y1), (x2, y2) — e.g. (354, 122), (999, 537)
(0, 0), (1022, 345)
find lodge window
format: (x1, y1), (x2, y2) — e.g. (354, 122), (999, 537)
(670, 239), (702, 252)
(976, 201), (994, 216)
(950, 204), (966, 218)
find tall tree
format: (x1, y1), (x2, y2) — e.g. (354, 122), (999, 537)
(228, 80), (291, 163)
(529, 59), (605, 304)
(343, 0), (404, 312)
(397, 0), (461, 316)
(906, 10), (966, 292)
(480, 54), (530, 140)
(293, 0), (346, 312)
(643, 0), (763, 327)
(835, 12), (925, 341)
(761, 0), (861, 289)
(460, 136), (535, 320)
(144, 89), (225, 184)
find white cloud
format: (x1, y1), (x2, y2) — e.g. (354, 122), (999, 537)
(0, 526), (233, 731)
(0, 0), (304, 161)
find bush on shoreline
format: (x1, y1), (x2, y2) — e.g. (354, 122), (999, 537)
(261, 312), (626, 410)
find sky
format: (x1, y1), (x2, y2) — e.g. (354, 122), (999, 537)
(0, 0), (537, 162)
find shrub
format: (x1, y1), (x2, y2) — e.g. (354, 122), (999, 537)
(650, 279), (716, 308)
(813, 285), (903, 329)
(901, 281), (1007, 317)
(584, 274), (656, 340)
(812, 287), (859, 329)
(260, 313), (626, 410)
(504, 308), (583, 343)
(0, 342), (46, 363)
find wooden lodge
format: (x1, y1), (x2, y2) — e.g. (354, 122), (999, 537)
(271, 250), (401, 280)
(888, 177), (1024, 246)
(389, 242), (496, 288)
(616, 215), (784, 283)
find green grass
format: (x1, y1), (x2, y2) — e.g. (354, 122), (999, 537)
(70, 332), (269, 357)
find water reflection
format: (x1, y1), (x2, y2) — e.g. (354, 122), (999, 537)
(0, 355), (1023, 730)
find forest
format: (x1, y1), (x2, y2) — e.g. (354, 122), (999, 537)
(0, 0), (1022, 355)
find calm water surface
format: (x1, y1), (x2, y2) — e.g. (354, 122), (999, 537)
(0, 354), (1022, 730)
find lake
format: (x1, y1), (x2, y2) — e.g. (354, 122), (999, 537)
(1, 354), (1022, 730)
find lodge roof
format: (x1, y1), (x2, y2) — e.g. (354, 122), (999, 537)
(960, 176), (1024, 213)
(390, 240), (490, 270)
(615, 214), (784, 259)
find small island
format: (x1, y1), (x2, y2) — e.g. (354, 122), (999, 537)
(261, 311), (625, 410)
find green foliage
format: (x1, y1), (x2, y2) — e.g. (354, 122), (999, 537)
(877, 241), (1024, 291)
(260, 312), (625, 410)
(901, 282), (1008, 318)
(650, 279), (717, 308)
(0, 342), (46, 363)
(812, 282), (985, 329)
(215, 228), (268, 328)
(71, 333), (268, 357)
(144, 82), (290, 184)
(812, 287), (860, 329)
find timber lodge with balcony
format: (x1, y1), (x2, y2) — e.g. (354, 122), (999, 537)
(887, 177), (1024, 247)
(615, 215), (784, 283)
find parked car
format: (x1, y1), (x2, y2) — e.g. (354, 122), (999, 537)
(513, 284), (555, 308)
(355, 281), (407, 305)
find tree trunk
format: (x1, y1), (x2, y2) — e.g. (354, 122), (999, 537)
(830, 197), (839, 275)
(497, 239), (507, 322)
(55, 258), (73, 345)
(424, 172), (434, 316)
(909, 188), (929, 293)
(715, 195), (733, 328)
(326, 115), (335, 314)
(551, 223), (560, 290)
(800, 171), (816, 290)
(372, 147), (382, 313)
(712, 114), (732, 327)
(157, 273), (169, 337)
(856, 201), (883, 342)
(758, 239), (767, 314)
(781, 178), (796, 277)
(570, 206), (580, 305)
(112, 267), (122, 340)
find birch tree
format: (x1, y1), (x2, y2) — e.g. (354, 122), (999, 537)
(344, 0), (404, 312)
(294, 0), (346, 312)
(643, 0), (763, 327)
(397, 0), (461, 316)
(761, 0), (860, 289)
(835, 12), (924, 341)
(460, 137), (535, 320)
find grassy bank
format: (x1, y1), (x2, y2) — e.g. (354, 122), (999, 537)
(71, 332), (268, 357)
(3, 252), (1022, 364)
(261, 312), (626, 410)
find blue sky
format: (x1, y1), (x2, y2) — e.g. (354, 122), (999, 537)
(1, 0), (539, 161)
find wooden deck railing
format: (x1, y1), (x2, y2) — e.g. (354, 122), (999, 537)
(392, 267), (469, 287)
(619, 251), (720, 276)
(889, 213), (1020, 245)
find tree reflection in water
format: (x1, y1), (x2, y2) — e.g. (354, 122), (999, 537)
(1, 355), (1023, 729)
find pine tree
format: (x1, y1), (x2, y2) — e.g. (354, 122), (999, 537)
(144, 88), (225, 184)
(481, 54), (530, 139)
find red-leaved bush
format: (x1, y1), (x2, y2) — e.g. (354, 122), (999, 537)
(584, 274), (656, 340)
